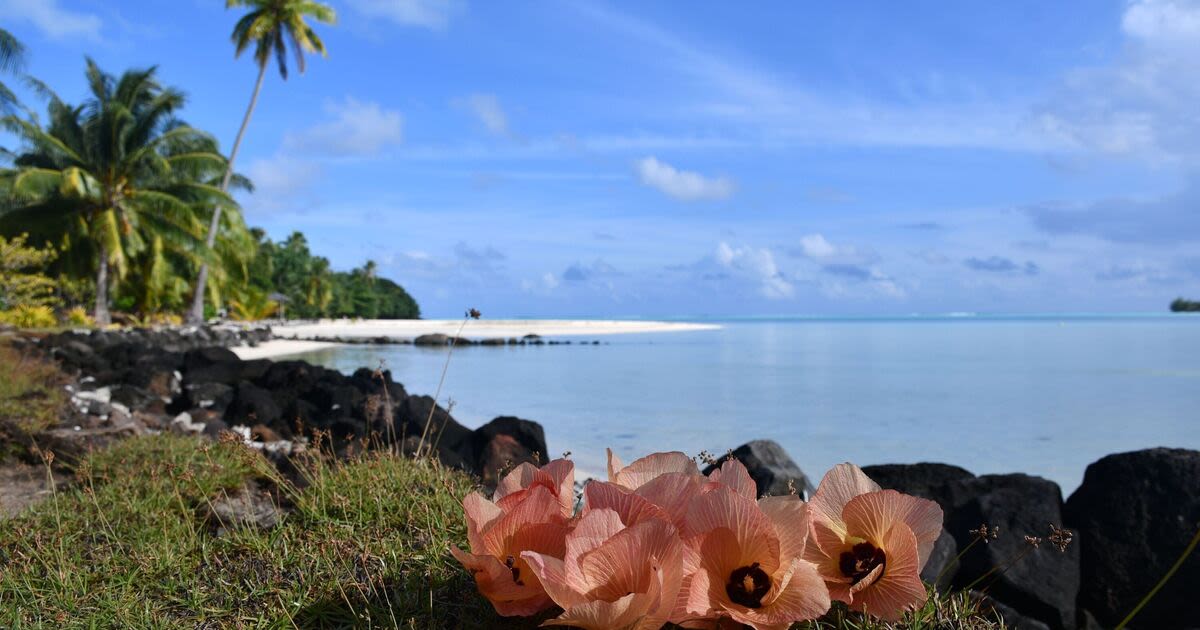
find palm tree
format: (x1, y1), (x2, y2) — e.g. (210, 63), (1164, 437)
(0, 28), (24, 113)
(0, 60), (236, 325)
(187, 0), (336, 324)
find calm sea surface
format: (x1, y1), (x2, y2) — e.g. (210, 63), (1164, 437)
(288, 315), (1200, 493)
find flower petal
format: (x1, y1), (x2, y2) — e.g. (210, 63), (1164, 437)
(463, 492), (504, 554)
(495, 462), (540, 502)
(841, 490), (942, 567)
(686, 485), (782, 575)
(809, 463), (880, 530)
(758, 495), (809, 563)
(482, 485), (565, 554)
(579, 518), (683, 606)
(610, 451), (701, 490)
(522, 551), (588, 610)
(707, 458), (758, 500)
(636, 472), (703, 530)
(564, 508), (627, 592)
(451, 547), (554, 617)
(853, 523), (926, 622)
(726, 558), (831, 630)
(584, 480), (673, 526)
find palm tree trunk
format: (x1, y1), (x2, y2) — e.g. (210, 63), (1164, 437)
(187, 62), (268, 325)
(94, 241), (111, 326)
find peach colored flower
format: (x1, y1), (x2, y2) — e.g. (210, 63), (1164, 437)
(523, 507), (686, 629)
(452, 483), (569, 616)
(681, 484), (831, 630)
(494, 458), (577, 518)
(804, 463), (942, 622)
(607, 448), (702, 490)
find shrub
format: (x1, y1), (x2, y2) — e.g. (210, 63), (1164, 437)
(64, 306), (94, 327)
(0, 304), (57, 328)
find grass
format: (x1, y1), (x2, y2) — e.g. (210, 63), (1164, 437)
(0, 433), (1002, 629)
(0, 341), (69, 463)
(0, 434), (532, 628)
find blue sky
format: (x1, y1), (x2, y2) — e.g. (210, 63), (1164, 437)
(4, 0), (1199, 317)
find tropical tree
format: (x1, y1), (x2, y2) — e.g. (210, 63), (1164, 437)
(0, 60), (236, 325)
(188, 0), (336, 324)
(0, 28), (24, 113)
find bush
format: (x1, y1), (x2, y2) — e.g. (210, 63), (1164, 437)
(64, 306), (94, 327)
(0, 304), (57, 328)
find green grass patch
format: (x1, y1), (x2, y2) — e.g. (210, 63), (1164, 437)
(0, 342), (68, 461)
(0, 433), (1001, 628)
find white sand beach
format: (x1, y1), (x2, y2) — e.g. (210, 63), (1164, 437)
(230, 339), (340, 360)
(269, 319), (721, 342)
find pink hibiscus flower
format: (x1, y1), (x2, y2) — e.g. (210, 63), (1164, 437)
(804, 463), (943, 622)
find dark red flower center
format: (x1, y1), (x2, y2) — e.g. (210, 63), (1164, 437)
(726, 562), (771, 608)
(839, 541), (886, 585)
(504, 555), (524, 586)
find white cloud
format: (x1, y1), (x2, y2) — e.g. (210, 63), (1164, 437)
(284, 97), (404, 156)
(793, 233), (878, 266)
(715, 242), (793, 299)
(464, 93), (510, 136)
(346, 0), (462, 30)
(1036, 0), (1200, 160)
(0, 0), (102, 41)
(243, 155), (324, 215)
(635, 156), (734, 201)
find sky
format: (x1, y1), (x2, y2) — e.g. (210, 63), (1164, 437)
(3, 0), (1199, 317)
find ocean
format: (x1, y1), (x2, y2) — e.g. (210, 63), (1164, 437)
(287, 314), (1200, 494)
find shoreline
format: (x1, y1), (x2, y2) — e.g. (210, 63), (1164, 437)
(271, 318), (721, 341)
(230, 339), (340, 360)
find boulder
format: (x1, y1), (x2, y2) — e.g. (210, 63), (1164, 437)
(397, 396), (473, 457)
(470, 417), (549, 473)
(226, 381), (282, 426)
(182, 382), (235, 413)
(109, 384), (165, 414)
(920, 529), (959, 590)
(478, 434), (539, 488)
(703, 440), (815, 499)
(203, 481), (281, 533)
(946, 474), (1079, 630)
(413, 333), (450, 346)
(182, 348), (245, 385)
(183, 346), (240, 370)
(861, 462), (975, 513)
(1064, 448), (1200, 629)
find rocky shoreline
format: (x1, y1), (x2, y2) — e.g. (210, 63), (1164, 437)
(3, 327), (1197, 630)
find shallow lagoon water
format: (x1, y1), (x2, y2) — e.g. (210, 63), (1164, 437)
(289, 315), (1200, 493)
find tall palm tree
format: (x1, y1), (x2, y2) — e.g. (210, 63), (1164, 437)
(187, 0), (336, 324)
(0, 28), (24, 113)
(0, 60), (236, 325)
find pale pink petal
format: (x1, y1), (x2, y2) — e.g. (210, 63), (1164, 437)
(809, 463), (880, 529)
(841, 490), (942, 568)
(725, 558), (831, 630)
(757, 496), (809, 562)
(564, 508), (627, 592)
(686, 486), (781, 575)
(482, 485), (564, 554)
(579, 518), (683, 605)
(607, 448), (625, 484)
(707, 459), (758, 501)
(540, 458), (578, 517)
(451, 547), (554, 616)
(584, 481), (673, 526)
(462, 492), (504, 554)
(495, 462), (540, 502)
(635, 472), (703, 530)
(852, 524), (926, 621)
(611, 451), (701, 490)
(522, 551), (588, 610)
(543, 591), (643, 629)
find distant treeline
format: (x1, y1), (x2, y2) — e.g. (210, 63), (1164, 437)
(1171, 297), (1200, 312)
(245, 231), (419, 320)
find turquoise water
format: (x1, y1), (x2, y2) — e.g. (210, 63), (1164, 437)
(289, 315), (1200, 493)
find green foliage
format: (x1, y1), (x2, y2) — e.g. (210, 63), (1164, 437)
(0, 59), (237, 324)
(63, 305), (93, 327)
(0, 304), (56, 328)
(0, 233), (58, 310)
(228, 0), (337, 79)
(0, 27), (24, 113)
(247, 230), (419, 319)
(228, 286), (278, 321)
(1170, 297), (1200, 312)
